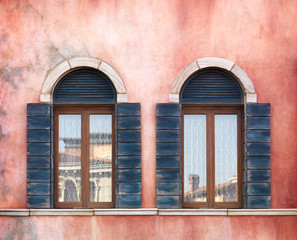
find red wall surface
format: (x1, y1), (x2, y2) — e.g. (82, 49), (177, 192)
(1, 215), (297, 240)
(0, 0), (297, 238)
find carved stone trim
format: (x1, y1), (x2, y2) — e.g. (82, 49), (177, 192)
(40, 57), (127, 103)
(158, 209), (227, 216)
(0, 209), (296, 216)
(170, 57), (257, 103)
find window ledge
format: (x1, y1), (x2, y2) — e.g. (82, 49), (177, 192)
(159, 209), (297, 216)
(227, 209), (297, 216)
(158, 209), (228, 216)
(94, 208), (158, 215)
(30, 209), (94, 216)
(0, 209), (29, 216)
(0, 208), (158, 216)
(0, 209), (296, 217)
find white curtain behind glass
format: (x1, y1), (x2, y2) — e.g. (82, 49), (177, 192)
(184, 115), (206, 202)
(215, 115), (237, 202)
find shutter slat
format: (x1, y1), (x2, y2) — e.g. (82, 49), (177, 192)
(156, 103), (181, 208)
(245, 103), (271, 209)
(180, 69), (244, 104)
(53, 69), (116, 104)
(27, 103), (52, 208)
(117, 103), (142, 208)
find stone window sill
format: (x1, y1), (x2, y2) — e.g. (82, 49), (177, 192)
(0, 209), (296, 217)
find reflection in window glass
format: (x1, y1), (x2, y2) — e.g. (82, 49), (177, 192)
(58, 115), (81, 202)
(184, 115), (207, 202)
(215, 115), (237, 202)
(89, 115), (112, 202)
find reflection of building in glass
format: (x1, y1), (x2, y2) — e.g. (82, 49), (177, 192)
(184, 174), (237, 202)
(58, 133), (112, 203)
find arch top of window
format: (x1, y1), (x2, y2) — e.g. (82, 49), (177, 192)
(40, 57), (127, 103)
(169, 57), (257, 103)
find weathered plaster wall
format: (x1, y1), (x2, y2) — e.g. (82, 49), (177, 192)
(1, 215), (297, 240)
(0, 0), (297, 237)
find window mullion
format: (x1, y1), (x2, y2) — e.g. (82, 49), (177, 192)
(237, 110), (243, 208)
(81, 110), (89, 208)
(207, 111), (215, 208)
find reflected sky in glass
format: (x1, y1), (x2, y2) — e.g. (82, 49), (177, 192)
(58, 114), (81, 202)
(59, 115), (111, 152)
(89, 114), (112, 202)
(59, 115), (81, 152)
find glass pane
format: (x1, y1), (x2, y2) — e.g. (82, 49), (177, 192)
(58, 115), (81, 202)
(89, 115), (112, 202)
(184, 115), (207, 202)
(215, 115), (238, 202)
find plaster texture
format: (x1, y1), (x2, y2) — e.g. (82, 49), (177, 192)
(0, 216), (297, 240)
(0, 0), (297, 238)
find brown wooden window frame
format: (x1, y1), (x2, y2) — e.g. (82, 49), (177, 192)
(54, 105), (115, 209)
(182, 105), (243, 209)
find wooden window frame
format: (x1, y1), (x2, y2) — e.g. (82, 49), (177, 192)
(54, 105), (115, 208)
(182, 105), (243, 209)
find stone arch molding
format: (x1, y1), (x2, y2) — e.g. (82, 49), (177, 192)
(169, 57), (257, 103)
(40, 57), (127, 103)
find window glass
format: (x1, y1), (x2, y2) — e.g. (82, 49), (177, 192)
(58, 115), (81, 203)
(182, 107), (242, 208)
(184, 115), (207, 202)
(215, 115), (238, 202)
(55, 108), (114, 208)
(89, 115), (112, 203)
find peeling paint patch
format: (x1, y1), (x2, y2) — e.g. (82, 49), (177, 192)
(60, 36), (90, 59)
(0, 126), (5, 139)
(0, 161), (9, 201)
(0, 65), (24, 89)
(0, 33), (8, 43)
(48, 46), (66, 70)
(0, 107), (8, 139)
(2, 217), (37, 240)
(0, 108), (7, 117)
(21, 0), (43, 20)
(3, 0), (20, 13)
(47, 36), (90, 70)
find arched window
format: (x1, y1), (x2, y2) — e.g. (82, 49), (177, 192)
(54, 68), (115, 208)
(27, 58), (142, 209)
(156, 58), (271, 209)
(180, 69), (243, 208)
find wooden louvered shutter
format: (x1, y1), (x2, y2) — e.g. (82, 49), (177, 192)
(180, 69), (244, 104)
(117, 103), (142, 207)
(244, 103), (271, 208)
(53, 68), (116, 104)
(156, 103), (181, 208)
(27, 103), (53, 208)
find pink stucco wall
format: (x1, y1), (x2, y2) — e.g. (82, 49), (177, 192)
(0, 0), (297, 238)
(1, 215), (297, 239)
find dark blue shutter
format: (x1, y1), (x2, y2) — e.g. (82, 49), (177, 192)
(180, 69), (244, 104)
(27, 103), (53, 208)
(53, 69), (116, 104)
(117, 103), (142, 208)
(156, 103), (181, 208)
(244, 103), (271, 208)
